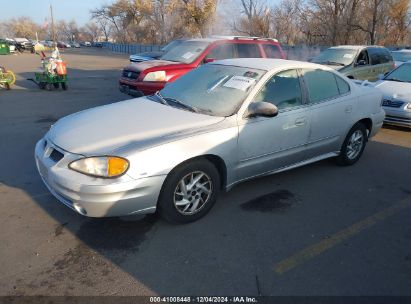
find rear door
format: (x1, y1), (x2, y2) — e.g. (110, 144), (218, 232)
(301, 69), (355, 158)
(368, 48), (393, 80)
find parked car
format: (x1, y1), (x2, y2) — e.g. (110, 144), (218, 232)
(57, 41), (67, 48)
(311, 45), (394, 81)
(370, 61), (411, 128)
(120, 36), (286, 97)
(84, 41), (91, 47)
(36, 58), (384, 223)
(93, 42), (103, 47)
(64, 42), (72, 48)
(72, 42), (81, 48)
(390, 49), (411, 67)
(14, 38), (34, 53)
(129, 39), (185, 63)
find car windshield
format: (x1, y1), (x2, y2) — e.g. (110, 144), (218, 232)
(160, 41), (209, 63)
(384, 63), (411, 82)
(161, 40), (183, 52)
(312, 48), (357, 66)
(391, 51), (411, 62)
(159, 64), (266, 117)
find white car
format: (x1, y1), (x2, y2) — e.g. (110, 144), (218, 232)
(373, 61), (411, 128)
(390, 49), (411, 67)
(35, 59), (384, 223)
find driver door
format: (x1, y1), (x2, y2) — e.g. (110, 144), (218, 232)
(236, 69), (311, 181)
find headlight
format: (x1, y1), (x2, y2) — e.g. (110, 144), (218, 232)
(143, 71), (166, 82)
(69, 156), (129, 178)
(406, 103), (411, 110)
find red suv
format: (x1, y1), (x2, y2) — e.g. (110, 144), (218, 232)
(119, 36), (286, 97)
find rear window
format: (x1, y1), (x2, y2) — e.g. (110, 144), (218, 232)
(262, 44), (283, 58)
(369, 48), (392, 65)
(237, 44), (262, 58)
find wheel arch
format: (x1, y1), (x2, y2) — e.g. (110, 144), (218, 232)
(165, 154), (228, 191)
(358, 117), (373, 137)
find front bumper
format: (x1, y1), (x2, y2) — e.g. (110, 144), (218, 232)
(34, 138), (167, 217)
(383, 107), (411, 128)
(119, 78), (165, 96)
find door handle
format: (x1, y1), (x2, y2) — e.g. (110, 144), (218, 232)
(345, 105), (353, 113)
(295, 117), (307, 126)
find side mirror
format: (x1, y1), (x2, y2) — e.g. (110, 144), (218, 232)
(204, 58), (215, 64)
(245, 102), (278, 118)
(356, 60), (366, 66)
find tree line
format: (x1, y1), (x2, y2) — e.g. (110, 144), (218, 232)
(0, 0), (410, 46)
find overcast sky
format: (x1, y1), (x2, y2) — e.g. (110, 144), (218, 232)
(0, 0), (282, 25)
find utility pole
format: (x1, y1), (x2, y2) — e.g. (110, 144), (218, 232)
(50, 4), (56, 46)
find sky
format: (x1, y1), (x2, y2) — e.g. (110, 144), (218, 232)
(0, 0), (282, 26)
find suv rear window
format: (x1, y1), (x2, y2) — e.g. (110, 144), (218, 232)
(237, 44), (262, 58)
(262, 44), (283, 58)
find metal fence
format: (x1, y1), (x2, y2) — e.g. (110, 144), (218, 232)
(102, 42), (163, 54)
(102, 42), (330, 61)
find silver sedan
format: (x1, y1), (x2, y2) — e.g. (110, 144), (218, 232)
(35, 59), (385, 223)
(374, 61), (411, 128)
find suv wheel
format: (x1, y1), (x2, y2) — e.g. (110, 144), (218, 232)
(337, 122), (367, 166)
(158, 159), (220, 224)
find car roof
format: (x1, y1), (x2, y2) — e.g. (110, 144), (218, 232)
(329, 45), (386, 50)
(211, 58), (332, 72)
(185, 36), (279, 44)
(391, 49), (411, 53)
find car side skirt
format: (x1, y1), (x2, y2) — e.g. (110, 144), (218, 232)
(226, 152), (339, 191)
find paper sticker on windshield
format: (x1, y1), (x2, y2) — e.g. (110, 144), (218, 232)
(182, 52), (194, 59)
(343, 54), (354, 59)
(223, 76), (256, 91)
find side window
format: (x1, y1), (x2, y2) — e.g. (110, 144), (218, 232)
(237, 44), (262, 58)
(206, 44), (236, 60)
(369, 48), (385, 65)
(382, 49), (393, 63)
(303, 69), (340, 103)
(262, 44), (282, 59)
(356, 50), (369, 65)
(334, 74), (350, 95)
(254, 69), (302, 110)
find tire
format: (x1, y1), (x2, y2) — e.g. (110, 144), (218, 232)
(158, 159), (221, 224)
(336, 122), (368, 166)
(46, 83), (52, 91)
(39, 82), (46, 90)
(61, 82), (67, 90)
(53, 83), (59, 89)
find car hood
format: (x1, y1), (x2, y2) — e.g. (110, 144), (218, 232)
(126, 60), (180, 72)
(375, 81), (411, 102)
(48, 98), (225, 155)
(130, 51), (164, 60)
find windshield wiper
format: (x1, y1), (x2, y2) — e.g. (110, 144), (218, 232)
(163, 97), (200, 113)
(318, 61), (345, 66)
(386, 78), (408, 83)
(153, 91), (169, 105)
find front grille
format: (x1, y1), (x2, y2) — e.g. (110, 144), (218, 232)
(382, 99), (404, 108)
(49, 149), (64, 163)
(122, 70), (140, 80)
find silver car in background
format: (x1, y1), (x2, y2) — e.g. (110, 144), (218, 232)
(374, 61), (411, 128)
(35, 59), (384, 223)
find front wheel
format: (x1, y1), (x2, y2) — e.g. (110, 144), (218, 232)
(158, 159), (220, 224)
(336, 122), (368, 166)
